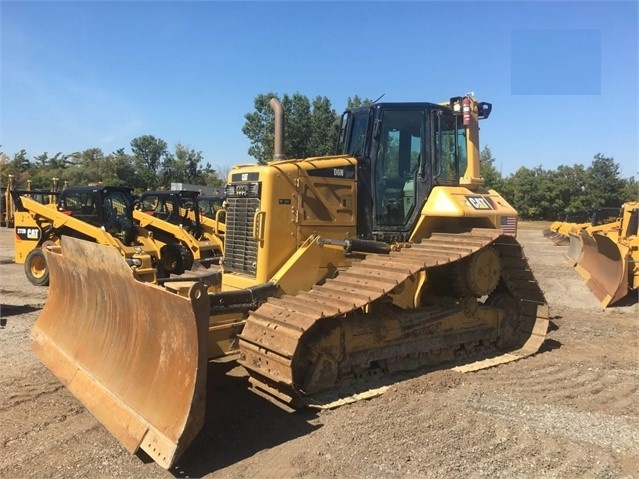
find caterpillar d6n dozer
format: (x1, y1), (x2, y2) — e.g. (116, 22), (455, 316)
(33, 95), (549, 469)
(133, 189), (225, 268)
(572, 201), (638, 307)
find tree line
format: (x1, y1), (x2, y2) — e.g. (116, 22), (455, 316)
(0, 135), (224, 192)
(1, 91), (635, 221)
(480, 148), (637, 220)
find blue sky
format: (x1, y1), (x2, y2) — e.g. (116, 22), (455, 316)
(1, 1), (637, 179)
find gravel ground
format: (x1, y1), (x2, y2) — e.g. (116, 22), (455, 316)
(0, 224), (637, 479)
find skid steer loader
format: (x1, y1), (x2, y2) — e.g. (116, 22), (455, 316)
(13, 185), (194, 285)
(2, 175), (60, 228)
(133, 189), (225, 268)
(32, 94), (549, 469)
(197, 193), (226, 219)
(572, 201), (638, 307)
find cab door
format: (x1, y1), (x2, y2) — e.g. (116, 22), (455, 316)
(371, 108), (425, 234)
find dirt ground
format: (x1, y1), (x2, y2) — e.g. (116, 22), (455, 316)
(0, 224), (637, 479)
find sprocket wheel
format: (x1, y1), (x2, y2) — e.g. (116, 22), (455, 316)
(455, 246), (501, 297)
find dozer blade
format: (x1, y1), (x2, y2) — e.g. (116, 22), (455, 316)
(575, 230), (629, 308)
(31, 237), (210, 469)
(551, 233), (569, 246)
(564, 232), (583, 266)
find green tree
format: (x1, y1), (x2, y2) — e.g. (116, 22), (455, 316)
(583, 153), (625, 208)
(201, 163), (225, 187)
(242, 92), (279, 164)
(285, 93), (313, 159)
(243, 92), (314, 164)
(621, 176), (638, 203)
(243, 92), (343, 164)
(310, 96), (338, 157)
(130, 135), (168, 190)
(479, 146), (503, 191)
(48, 152), (70, 170)
(160, 143), (201, 186)
(157, 143), (224, 188)
(96, 149), (136, 186)
(345, 95), (373, 110)
(9, 149), (30, 173)
(34, 152), (51, 168)
(506, 165), (550, 220)
(548, 164), (589, 212)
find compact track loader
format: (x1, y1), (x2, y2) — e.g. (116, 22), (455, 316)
(571, 201), (638, 307)
(134, 189), (225, 268)
(33, 95), (549, 469)
(13, 185), (193, 285)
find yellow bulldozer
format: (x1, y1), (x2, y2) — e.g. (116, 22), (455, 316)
(13, 185), (198, 285)
(570, 201), (638, 308)
(543, 208), (619, 248)
(32, 94), (549, 469)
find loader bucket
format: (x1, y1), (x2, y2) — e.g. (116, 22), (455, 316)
(564, 232), (583, 266)
(575, 230), (629, 308)
(31, 237), (210, 469)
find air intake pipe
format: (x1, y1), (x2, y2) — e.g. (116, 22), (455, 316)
(269, 97), (285, 161)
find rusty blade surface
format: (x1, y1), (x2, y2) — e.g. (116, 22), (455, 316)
(575, 230), (628, 308)
(31, 236), (210, 469)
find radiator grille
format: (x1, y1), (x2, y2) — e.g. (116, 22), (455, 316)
(223, 197), (260, 275)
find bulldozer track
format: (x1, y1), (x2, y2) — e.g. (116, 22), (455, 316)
(238, 229), (548, 409)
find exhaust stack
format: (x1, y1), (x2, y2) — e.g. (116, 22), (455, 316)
(269, 97), (285, 161)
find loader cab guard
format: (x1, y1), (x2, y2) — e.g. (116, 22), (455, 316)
(57, 186), (136, 244)
(139, 191), (204, 238)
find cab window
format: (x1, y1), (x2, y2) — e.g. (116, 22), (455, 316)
(344, 112), (368, 157)
(433, 110), (466, 184)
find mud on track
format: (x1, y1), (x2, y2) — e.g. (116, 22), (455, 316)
(0, 225), (637, 479)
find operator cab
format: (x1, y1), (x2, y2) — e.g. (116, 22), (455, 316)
(336, 100), (489, 242)
(139, 190), (204, 237)
(58, 186), (136, 244)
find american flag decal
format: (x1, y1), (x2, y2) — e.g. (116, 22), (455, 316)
(500, 216), (517, 235)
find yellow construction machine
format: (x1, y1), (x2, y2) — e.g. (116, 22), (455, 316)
(2, 175), (61, 228)
(134, 189), (225, 268)
(571, 201), (638, 307)
(13, 185), (196, 285)
(561, 207), (622, 265)
(543, 210), (592, 245)
(32, 94), (549, 469)
(197, 192), (225, 219)
(543, 208), (619, 248)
